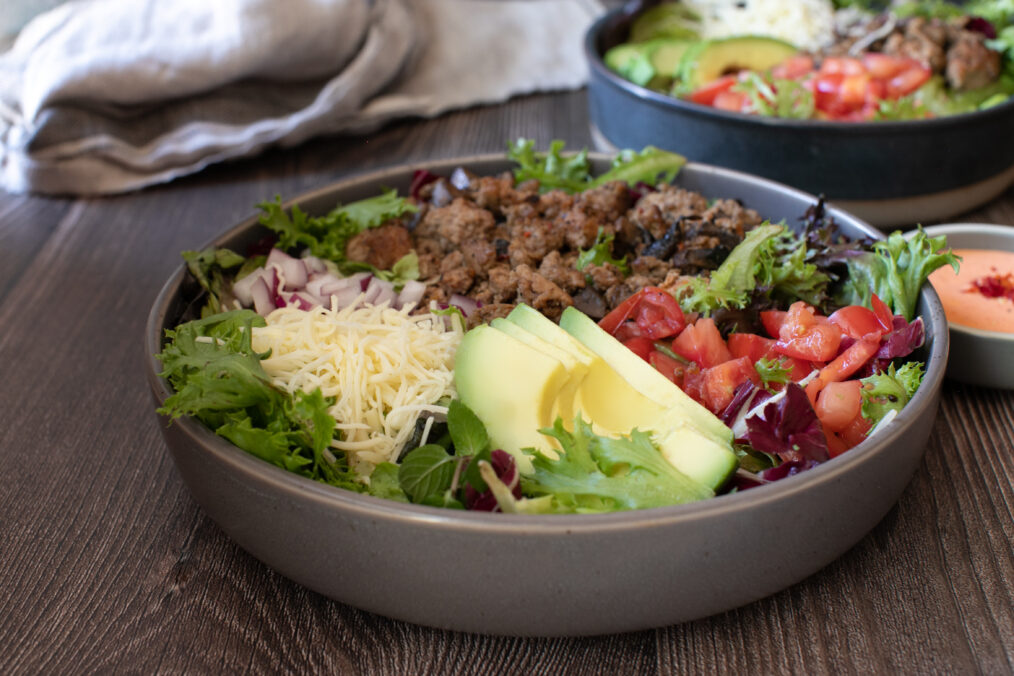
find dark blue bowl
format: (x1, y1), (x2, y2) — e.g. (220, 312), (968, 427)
(585, 7), (1014, 227)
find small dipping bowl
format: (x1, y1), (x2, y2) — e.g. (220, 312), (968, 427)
(919, 223), (1014, 389)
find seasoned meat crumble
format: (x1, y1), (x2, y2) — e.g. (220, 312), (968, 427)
(378, 173), (763, 325)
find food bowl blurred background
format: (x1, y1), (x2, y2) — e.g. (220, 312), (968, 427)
(585, 1), (1014, 228)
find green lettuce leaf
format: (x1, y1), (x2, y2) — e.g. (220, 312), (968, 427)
(521, 417), (713, 513)
(860, 362), (925, 426)
(837, 228), (961, 321)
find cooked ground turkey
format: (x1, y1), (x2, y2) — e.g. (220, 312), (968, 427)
(350, 171), (763, 326)
(828, 14), (1002, 92)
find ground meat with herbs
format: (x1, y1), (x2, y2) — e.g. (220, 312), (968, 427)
(345, 223), (413, 271)
(372, 171), (766, 326)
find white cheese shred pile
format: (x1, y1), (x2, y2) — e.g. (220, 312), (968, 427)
(684, 0), (836, 53)
(249, 302), (463, 476)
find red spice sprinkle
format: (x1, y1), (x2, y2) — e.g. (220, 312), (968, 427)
(966, 266), (1014, 302)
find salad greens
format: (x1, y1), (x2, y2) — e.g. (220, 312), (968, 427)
(257, 189), (420, 284)
(157, 310), (359, 490)
(861, 361), (925, 426)
(508, 139), (686, 193)
(576, 226), (631, 275)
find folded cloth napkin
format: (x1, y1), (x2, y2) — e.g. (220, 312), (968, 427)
(0, 0), (603, 195)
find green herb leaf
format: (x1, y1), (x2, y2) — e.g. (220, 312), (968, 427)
(755, 356), (792, 391)
(398, 444), (458, 502)
(575, 226), (630, 275)
(367, 463), (410, 503)
(860, 362), (925, 426)
(447, 399), (489, 457)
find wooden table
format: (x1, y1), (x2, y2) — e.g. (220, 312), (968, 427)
(2, 89), (1012, 674)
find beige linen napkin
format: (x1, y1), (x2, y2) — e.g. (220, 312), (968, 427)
(0, 0), (604, 195)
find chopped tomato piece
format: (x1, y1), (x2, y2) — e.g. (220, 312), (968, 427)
(622, 336), (655, 362)
(774, 302), (842, 362)
(600, 287), (686, 340)
(713, 90), (748, 112)
(840, 73), (871, 108)
(885, 63), (931, 99)
(671, 317), (732, 368)
(649, 350), (686, 387)
(701, 357), (759, 414)
(840, 414), (872, 448)
(819, 333), (881, 383)
(860, 52), (908, 80)
(727, 333), (776, 363)
(771, 55), (814, 80)
(815, 380), (863, 433)
(760, 309), (787, 339)
(828, 305), (884, 340)
(820, 57), (866, 77)
(870, 293), (893, 332)
(825, 429), (850, 458)
(688, 75), (738, 106)
(681, 362), (706, 405)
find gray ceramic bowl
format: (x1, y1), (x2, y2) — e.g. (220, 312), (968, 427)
(146, 155), (948, 636)
(585, 7), (1014, 228)
(919, 223), (1014, 389)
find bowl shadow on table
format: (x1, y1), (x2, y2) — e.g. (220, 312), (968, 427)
(145, 155), (950, 637)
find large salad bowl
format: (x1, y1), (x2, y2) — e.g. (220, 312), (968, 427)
(145, 155), (948, 636)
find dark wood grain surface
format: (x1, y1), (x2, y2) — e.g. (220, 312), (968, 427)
(2, 89), (1012, 675)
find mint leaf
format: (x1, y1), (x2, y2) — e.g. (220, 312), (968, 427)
(447, 399), (489, 457)
(398, 444), (458, 502)
(367, 463), (410, 503)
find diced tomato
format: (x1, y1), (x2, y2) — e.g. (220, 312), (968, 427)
(599, 287), (686, 340)
(815, 380), (863, 433)
(701, 357), (759, 414)
(774, 301), (842, 362)
(713, 90), (749, 112)
(760, 310), (787, 339)
(885, 64), (931, 99)
(649, 350), (685, 387)
(819, 333), (881, 383)
(671, 317), (732, 368)
(727, 333), (775, 363)
(622, 336), (655, 362)
(820, 57), (866, 76)
(825, 429), (850, 458)
(828, 305), (884, 340)
(612, 321), (642, 343)
(681, 362), (706, 404)
(688, 75), (738, 106)
(870, 293), (893, 332)
(839, 414), (872, 448)
(860, 52), (908, 80)
(840, 73), (871, 108)
(771, 55), (814, 80)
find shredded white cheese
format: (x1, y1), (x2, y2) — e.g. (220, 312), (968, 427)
(684, 0), (836, 52)
(249, 302), (462, 476)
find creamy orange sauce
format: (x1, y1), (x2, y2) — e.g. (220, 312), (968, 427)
(928, 249), (1014, 333)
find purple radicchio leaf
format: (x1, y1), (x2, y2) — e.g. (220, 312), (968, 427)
(464, 450), (521, 512)
(758, 459), (820, 482)
(744, 383), (829, 463)
(860, 316), (925, 377)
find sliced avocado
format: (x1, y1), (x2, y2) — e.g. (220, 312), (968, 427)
(605, 39), (693, 88)
(604, 43), (658, 87)
(454, 324), (572, 474)
(506, 304), (669, 434)
(491, 317), (587, 427)
(650, 39), (693, 79)
(649, 416), (738, 488)
(629, 4), (700, 43)
(679, 36), (799, 89)
(559, 306), (732, 444)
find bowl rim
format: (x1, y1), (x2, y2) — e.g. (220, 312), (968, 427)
(145, 153), (949, 536)
(584, 6), (1014, 134)
(917, 222), (1014, 342)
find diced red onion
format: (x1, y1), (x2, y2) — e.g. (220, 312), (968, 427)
(232, 268), (269, 306)
(266, 248), (308, 290)
(301, 254), (328, 274)
(450, 167), (471, 190)
(397, 280), (426, 309)
(449, 293), (478, 318)
(250, 277), (275, 316)
(330, 285), (364, 310)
